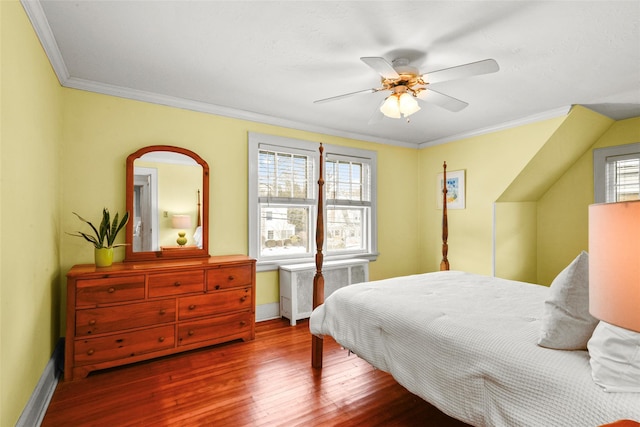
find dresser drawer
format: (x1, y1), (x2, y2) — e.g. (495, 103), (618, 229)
(74, 325), (175, 366)
(177, 311), (252, 347)
(148, 270), (204, 298)
(76, 275), (146, 306)
(207, 265), (252, 290)
(178, 287), (252, 320)
(75, 300), (176, 337)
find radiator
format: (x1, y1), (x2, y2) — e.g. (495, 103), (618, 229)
(279, 259), (369, 325)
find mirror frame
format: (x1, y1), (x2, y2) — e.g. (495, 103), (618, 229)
(124, 145), (210, 262)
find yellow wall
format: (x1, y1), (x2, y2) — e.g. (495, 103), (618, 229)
(1, 2), (63, 425)
(4, 3), (640, 425)
(420, 109), (638, 286)
(418, 117), (563, 274)
(497, 106), (614, 283)
(537, 116), (640, 284)
(135, 160), (202, 247)
(494, 201), (538, 281)
(60, 89), (422, 330)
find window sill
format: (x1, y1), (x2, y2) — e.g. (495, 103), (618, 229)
(255, 252), (379, 272)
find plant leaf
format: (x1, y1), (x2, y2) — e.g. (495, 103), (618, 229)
(72, 212), (100, 241)
(70, 209), (129, 249)
(66, 231), (100, 248)
(111, 211), (130, 246)
(99, 208), (110, 247)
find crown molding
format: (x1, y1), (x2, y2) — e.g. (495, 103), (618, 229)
(21, 0), (69, 83)
(20, 0), (573, 151)
(63, 77), (419, 149)
(418, 106), (573, 149)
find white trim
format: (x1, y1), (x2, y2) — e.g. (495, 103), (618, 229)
(594, 142), (640, 203)
(492, 202), (497, 277)
(20, 0), (70, 83)
(256, 303), (280, 322)
(249, 133), (378, 269)
(16, 339), (63, 427)
(418, 106), (573, 148)
(22, 0), (576, 150)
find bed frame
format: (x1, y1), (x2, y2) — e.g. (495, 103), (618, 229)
(311, 143), (450, 368)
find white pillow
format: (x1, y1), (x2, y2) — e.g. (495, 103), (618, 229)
(538, 251), (598, 350)
(588, 321), (640, 392)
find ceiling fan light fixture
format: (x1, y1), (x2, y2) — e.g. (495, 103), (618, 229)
(380, 92), (420, 119)
(380, 95), (402, 118)
(398, 93), (421, 117)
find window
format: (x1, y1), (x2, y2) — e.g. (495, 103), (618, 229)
(325, 155), (371, 253)
(249, 133), (377, 270)
(594, 143), (640, 203)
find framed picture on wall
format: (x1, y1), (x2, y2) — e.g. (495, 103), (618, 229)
(437, 169), (466, 209)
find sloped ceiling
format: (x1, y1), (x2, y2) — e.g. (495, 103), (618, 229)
(498, 106), (615, 203)
(22, 0), (640, 147)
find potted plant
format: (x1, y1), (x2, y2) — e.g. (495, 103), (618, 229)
(68, 208), (130, 267)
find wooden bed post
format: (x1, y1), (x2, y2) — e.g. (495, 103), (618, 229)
(312, 144), (325, 369)
(440, 161), (450, 271)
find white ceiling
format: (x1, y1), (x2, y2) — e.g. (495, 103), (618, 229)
(23, 1), (640, 148)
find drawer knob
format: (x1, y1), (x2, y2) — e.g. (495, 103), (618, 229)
(159, 309), (166, 315)
(188, 304), (196, 310)
(240, 296), (248, 302)
(228, 275), (235, 281)
(158, 336), (165, 342)
(214, 284), (221, 290)
(87, 349), (95, 356)
(240, 321), (247, 326)
(174, 281), (181, 287)
(188, 330), (195, 336)
(107, 287), (115, 293)
(89, 319), (96, 326)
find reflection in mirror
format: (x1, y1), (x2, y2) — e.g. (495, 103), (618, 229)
(125, 146), (209, 262)
(133, 152), (201, 252)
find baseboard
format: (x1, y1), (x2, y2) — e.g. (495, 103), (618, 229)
(256, 302), (280, 322)
(15, 307), (279, 425)
(16, 339), (64, 427)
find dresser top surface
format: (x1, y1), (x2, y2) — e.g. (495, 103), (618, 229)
(68, 255), (255, 277)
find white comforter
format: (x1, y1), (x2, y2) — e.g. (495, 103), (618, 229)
(309, 271), (640, 427)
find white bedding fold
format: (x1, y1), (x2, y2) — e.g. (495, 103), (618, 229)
(309, 271), (640, 427)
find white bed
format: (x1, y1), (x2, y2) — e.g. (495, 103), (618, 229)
(309, 270), (640, 427)
(308, 151), (639, 426)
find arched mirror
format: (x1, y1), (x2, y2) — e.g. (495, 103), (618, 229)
(124, 145), (209, 262)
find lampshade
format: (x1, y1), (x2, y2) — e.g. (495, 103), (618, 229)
(379, 92), (420, 119)
(398, 93), (421, 116)
(380, 95), (402, 118)
(588, 200), (640, 332)
(171, 214), (192, 230)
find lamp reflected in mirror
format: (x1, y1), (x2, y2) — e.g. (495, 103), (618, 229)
(171, 214), (192, 246)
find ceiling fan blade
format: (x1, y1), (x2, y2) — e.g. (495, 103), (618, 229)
(314, 88), (377, 104)
(417, 88), (468, 112)
(361, 57), (400, 80)
(368, 99), (386, 125)
(423, 59), (499, 84)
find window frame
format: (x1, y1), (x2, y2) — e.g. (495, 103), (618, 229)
(594, 142), (640, 203)
(248, 132), (378, 271)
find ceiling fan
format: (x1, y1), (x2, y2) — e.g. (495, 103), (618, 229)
(314, 57), (499, 123)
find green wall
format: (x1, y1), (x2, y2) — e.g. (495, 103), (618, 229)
(3, 2), (640, 425)
(1, 1), (63, 425)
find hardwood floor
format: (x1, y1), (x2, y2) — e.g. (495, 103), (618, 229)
(42, 318), (471, 426)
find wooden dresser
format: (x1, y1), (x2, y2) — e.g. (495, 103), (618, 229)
(64, 255), (255, 381)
